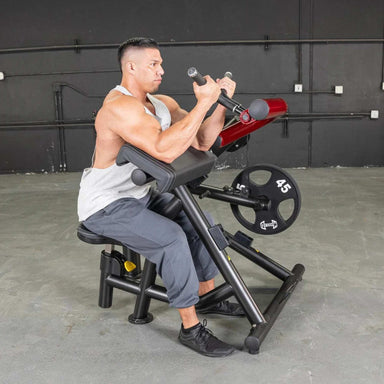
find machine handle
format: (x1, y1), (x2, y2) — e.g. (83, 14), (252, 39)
(187, 67), (207, 86)
(187, 67), (287, 149)
(187, 67), (245, 114)
(221, 72), (233, 95)
(187, 67), (232, 83)
(187, 67), (286, 120)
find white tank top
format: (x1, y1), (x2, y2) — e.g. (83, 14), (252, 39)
(77, 86), (172, 221)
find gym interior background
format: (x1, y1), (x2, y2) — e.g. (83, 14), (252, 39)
(1, 1), (384, 383)
(1, 0), (383, 173)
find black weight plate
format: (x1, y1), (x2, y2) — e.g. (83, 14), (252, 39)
(230, 164), (301, 234)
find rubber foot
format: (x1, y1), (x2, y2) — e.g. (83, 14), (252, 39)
(244, 335), (260, 355)
(128, 312), (154, 324)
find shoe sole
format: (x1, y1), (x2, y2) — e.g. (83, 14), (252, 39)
(179, 339), (236, 357)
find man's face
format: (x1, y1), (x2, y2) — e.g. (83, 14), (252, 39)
(132, 48), (164, 93)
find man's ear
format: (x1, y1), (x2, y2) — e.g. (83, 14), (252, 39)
(126, 61), (136, 74)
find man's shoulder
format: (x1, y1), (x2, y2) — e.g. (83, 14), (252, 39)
(104, 90), (140, 109)
(97, 92), (144, 122)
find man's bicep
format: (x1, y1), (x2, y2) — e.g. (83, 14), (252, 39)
(107, 101), (162, 150)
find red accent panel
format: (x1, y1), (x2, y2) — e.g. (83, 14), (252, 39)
(264, 98), (288, 119)
(219, 118), (275, 147)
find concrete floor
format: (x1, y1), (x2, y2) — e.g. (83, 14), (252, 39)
(0, 167), (383, 384)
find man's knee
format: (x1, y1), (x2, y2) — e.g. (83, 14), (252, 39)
(161, 220), (189, 249)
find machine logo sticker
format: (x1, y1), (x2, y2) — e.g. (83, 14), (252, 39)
(235, 183), (248, 192)
(260, 220), (278, 230)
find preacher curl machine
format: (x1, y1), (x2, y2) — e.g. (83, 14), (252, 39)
(77, 68), (305, 354)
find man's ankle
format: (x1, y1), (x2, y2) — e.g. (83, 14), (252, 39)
(181, 322), (200, 333)
(178, 305), (199, 329)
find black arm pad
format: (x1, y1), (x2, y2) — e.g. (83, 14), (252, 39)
(116, 144), (217, 193)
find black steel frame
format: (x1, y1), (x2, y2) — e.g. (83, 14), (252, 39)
(89, 181), (304, 354)
(189, 184), (268, 209)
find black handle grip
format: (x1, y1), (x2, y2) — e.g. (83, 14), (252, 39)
(187, 67), (245, 116)
(221, 71), (233, 95)
(218, 92), (239, 110)
(187, 67), (207, 86)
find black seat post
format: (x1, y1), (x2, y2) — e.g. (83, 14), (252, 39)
(128, 259), (157, 324)
(99, 244), (115, 308)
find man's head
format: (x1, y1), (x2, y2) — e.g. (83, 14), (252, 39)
(118, 37), (159, 71)
(118, 37), (164, 93)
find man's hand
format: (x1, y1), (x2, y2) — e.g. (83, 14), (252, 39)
(190, 75), (236, 151)
(216, 76), (236, 99)
(192, 75), (221, 108)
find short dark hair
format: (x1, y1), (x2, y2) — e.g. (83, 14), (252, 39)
(118, 37), (159, 71)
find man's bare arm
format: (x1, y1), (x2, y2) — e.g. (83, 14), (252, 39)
(193, 77), (236, 150)
(158, 77), (237, 151)
(97, 76), (221, 163)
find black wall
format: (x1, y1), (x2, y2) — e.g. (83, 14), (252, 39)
(0, 0), (383, 172)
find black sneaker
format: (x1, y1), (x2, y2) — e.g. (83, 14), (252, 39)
(178, 320), (235, 357)
(197, 300), (246, 317)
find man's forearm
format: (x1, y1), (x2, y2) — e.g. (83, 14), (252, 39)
(154, 100), (215, 162)
(194, 105), (227, 150)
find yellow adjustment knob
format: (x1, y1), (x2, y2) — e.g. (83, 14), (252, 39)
(124, 261), (136, 272)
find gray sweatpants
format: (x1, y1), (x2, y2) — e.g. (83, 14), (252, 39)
(83, 191), (218, 308)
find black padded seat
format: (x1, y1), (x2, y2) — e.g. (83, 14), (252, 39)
(77, 223), (124, 246)
(77, 194), (183, 247)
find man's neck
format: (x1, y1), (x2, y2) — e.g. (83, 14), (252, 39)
(120, 79), (147, 104)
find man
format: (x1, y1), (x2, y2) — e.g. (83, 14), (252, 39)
(78, 37), (244, 357)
